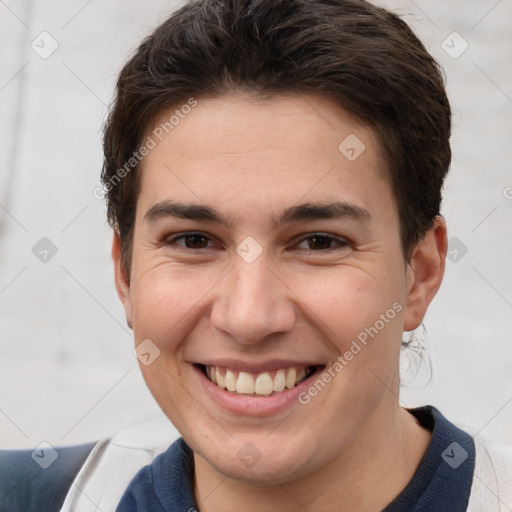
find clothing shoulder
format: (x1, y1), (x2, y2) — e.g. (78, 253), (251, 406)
(60, 416), (177, 512)
(0, 443), (95, 512)
(0, 416), (176, 512)
(115, 462), (165, 512)
(116, 437), (198, 511)
(468, 437), (512, 511)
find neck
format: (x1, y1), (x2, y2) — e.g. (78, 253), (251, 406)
(193, 405), (431, 512)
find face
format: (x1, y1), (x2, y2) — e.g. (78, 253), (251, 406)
(114, 92), (445, 483)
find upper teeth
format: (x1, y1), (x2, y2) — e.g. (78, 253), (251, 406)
(205, 366), (311, 396)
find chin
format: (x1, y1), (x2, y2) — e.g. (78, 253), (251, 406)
(194, 433), (322, 484)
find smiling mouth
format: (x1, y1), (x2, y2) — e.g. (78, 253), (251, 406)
(197, 364), (324, 396)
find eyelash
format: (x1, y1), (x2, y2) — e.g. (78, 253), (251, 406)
(163, 231), (349, 253)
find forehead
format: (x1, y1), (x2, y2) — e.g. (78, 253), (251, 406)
(136, 92), (395, 227)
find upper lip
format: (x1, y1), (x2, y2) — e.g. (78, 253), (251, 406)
(194, 359), (325, 374)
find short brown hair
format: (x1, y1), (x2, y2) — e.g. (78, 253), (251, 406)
(102, 0), (451, 275)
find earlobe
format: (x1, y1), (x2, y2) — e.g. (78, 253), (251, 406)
(112, 233), (133, 329)
(403, 216), (447, 331)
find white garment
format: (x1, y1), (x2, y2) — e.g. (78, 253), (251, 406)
(59, 419), (512, 512)
(59, 417), (178, 512)
(468, 438), (512, 511)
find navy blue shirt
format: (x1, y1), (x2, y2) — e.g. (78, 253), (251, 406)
(116, 406), (475, 511)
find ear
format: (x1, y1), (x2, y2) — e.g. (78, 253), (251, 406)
(403, 216), (447, 331)
(112, 233), (133, 329)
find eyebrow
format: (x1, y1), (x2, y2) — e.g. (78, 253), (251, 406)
(143, 200), (372, 226)
(276, 201), (371, 225)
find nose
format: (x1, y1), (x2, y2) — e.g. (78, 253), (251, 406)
(210, 253), (296, 345)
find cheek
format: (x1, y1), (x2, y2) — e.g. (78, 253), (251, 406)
(289, 267), (403, 350)
(129, 262), (219, 347)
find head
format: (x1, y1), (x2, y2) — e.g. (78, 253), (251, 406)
(103, 0), (449, 483)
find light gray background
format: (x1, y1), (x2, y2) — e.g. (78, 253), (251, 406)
(0, 0), (511, 449)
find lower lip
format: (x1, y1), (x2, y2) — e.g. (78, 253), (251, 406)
(192, 365), (324, 416)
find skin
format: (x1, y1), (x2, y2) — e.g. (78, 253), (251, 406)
(113, 92), (447, 511)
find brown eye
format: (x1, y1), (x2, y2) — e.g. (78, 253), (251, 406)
(307, 235), (334, 250)
(165, 232), (212, 249)
(296, 233), (349, 252)
(183, 234), (209, 248)
(185, 235), (208, 249)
